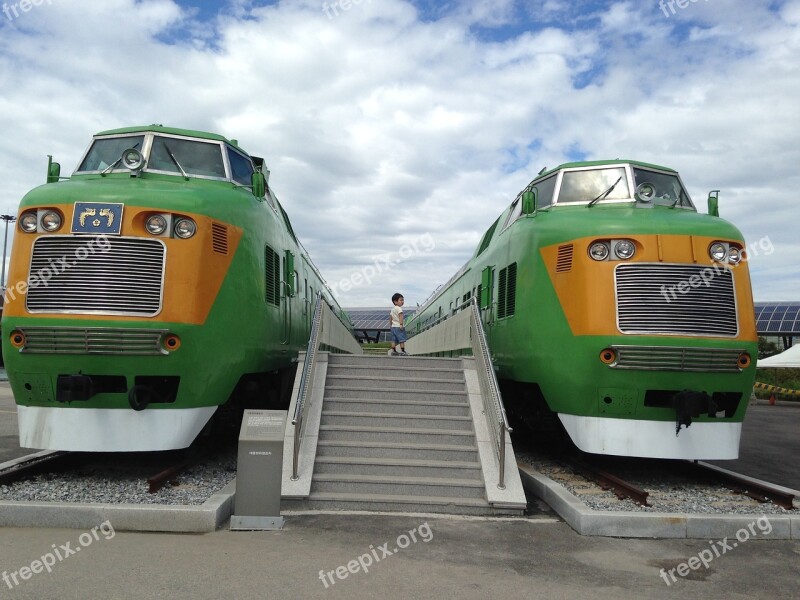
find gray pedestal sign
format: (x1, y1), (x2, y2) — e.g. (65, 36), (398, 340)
(230, 409), (287, 531)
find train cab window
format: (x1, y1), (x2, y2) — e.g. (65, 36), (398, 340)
(227, 147), (255, 185)
(532, 174), (557, 209)
(633, 168), (693, 208)
(149, 136), (227, 179)
(557, 167), (630, 204)
(76, 135), (145, 172)
(501, 198), (523, 232)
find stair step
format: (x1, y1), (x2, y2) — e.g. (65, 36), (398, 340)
(316, 440), (479, 461)
(324, 385), (467, 402)
(329, 355), (461, 369)
(319, 425), (475, 446)
(285, 491), (494, 513)
(314, 455), (482, 478)
(326, 375), (465, 392)
(311, 474), (486, 499)
(324, 397), (470, 416)
(327, 364), (465, 380)
(321, 411), (474, 431)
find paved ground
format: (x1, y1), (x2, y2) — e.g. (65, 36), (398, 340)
(0, 385), (798, 599)
(0, 513), (798, 600)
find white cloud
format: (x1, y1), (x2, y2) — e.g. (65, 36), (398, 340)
(0, 0), (798, 306)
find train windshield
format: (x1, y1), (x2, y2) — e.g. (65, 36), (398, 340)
(149, 136), (227, 179)
(633, 168), (693, 208)
(557, 167), (631, 204)
(77, 135), (145, 172)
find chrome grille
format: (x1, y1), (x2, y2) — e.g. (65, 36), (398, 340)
(20, 327), (168, 355)
(616, 263), (738, 336)
(26, 236), (165, 316)
(610, 345), (744, 372)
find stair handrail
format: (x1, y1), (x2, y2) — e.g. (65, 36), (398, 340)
(291, 291), (324, 481)
(468, 296), (512, 489)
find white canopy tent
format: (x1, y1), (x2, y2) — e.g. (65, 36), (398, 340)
(757, 344), (800, 368)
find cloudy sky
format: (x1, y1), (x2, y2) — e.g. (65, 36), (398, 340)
(1, 0), (798, 307)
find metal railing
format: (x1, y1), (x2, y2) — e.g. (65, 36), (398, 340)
(291, 292), (323, 481)
(468, 296), (512, 489)
(405, 296), (511, 489)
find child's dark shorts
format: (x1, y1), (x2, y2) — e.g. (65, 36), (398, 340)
(391, 327), (407, 343)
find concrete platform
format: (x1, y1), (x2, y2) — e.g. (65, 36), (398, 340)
(518, 463), (800, 539)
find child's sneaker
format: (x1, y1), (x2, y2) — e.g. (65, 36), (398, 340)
(390, 350), (401, 356)
(400, 351), (410, 356)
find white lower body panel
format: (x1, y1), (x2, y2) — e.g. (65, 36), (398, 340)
(18, 405), (218, 452)
(558, 414), (741, 460)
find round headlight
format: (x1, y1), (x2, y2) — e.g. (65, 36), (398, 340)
(122, 148), (145, 171)
(709, 242), (727, 262)
(614, 239), (635, 260)
(145, 215), (168, 235)
(41, 210), (62, 232)
(174, 218), (196, 239)
(728, 246), (741, 264)
(19, 212), (38, 233)
(635, 182), (656, 202)
(589, 242), (610, 261)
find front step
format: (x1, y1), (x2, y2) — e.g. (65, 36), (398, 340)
(327, 364), (465, 380)
(328, 355), (461, 369)
(282, 492), (517, 516)
(311, 474), (487, 499)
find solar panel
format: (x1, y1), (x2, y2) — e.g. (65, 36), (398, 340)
(345, 307), (417, 332)
(755, 302), (800, 336)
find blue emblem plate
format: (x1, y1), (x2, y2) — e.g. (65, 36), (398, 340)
(71, 202), (124, 235)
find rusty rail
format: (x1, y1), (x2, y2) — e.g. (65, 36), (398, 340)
(0, 451), (70, 486)
(693, 461), (796, 510)
(575, 461), (651, 507)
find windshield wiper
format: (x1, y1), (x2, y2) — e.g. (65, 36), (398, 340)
(587, 177), (622, 207)
(163, 143), (189, 180)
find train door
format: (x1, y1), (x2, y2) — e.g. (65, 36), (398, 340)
(480, 265), (495, 341)
(280, 250), (295, 345)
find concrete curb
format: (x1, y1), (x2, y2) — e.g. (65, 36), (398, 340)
(518, 463), (799, 539)
(0, 481), (235, 533)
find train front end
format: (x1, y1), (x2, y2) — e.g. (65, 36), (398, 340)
(1, 126), (264, 451)
(517, 161), (758, 459)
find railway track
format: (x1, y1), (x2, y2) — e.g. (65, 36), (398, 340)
(690, 461), (796, 511)
(0, 451), (72, 486)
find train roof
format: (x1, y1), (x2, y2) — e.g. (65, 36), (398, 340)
(94, 125), (238, 147)
(537, 159), (677, 179)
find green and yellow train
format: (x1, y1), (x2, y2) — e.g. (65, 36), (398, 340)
(1, 125), (347, 451)
(408, 160), (758, 459)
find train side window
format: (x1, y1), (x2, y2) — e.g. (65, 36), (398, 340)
(501, 198), (523, 232)
(227, 147), (255, 185)
(532, 175), (557, 209)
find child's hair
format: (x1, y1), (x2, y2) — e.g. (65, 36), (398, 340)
(391, 293), (404, 304)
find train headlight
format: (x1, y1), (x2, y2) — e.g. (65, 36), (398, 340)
(19, 212), (38, 233)
(599, 348), (617, 365)
(728, 246), (741, 264)
(41, 210), (62, 232)
(589, 242), (610, 261)
(709, 242), (727, 262)
(174, 218), (196, 239)
(145, 215), (168, 235)
(122, 148), (145, 171)
(614, 239), (635, 260)
(10, 330), (25, 348)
